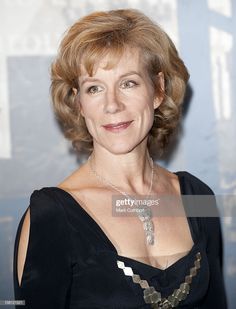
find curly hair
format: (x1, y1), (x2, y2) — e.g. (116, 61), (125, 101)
(50, 8), (189, 155)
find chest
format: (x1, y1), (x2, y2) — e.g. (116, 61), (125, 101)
(76, 191), (194, 269)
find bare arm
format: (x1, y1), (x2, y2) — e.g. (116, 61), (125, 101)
(17, 208), (30, 287)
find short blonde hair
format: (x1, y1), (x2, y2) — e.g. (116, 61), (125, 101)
(50, 8), (189, 155)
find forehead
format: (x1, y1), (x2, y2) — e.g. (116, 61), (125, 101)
(79, 47), (145, 78)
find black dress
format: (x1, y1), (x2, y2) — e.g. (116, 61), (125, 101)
(13, 171), (228, 308)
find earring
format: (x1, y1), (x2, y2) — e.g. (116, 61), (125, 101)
(72, 87), (78, 96)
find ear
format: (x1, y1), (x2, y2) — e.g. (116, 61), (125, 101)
(153, 72), (165, 110)
(72, 87), (78, 96)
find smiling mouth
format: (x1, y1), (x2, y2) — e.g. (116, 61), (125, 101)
(102, 121), (133, 132)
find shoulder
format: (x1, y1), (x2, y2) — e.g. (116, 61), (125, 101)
(30, 186), (63, 200)
(29, 187), (60, 209)
(16, 187), (71, 257)
(175, 170), (221, 218)
(174, 170), (215, 195)
(24, 187), (70, 227)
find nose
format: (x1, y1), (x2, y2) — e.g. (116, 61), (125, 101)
(103, 88), (124, 114)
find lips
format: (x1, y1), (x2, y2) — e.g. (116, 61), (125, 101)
(102, 121), (133, 132)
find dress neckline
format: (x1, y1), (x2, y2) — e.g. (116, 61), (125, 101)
(50, 171), (198, 272)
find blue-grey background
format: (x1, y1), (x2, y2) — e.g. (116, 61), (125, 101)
(0, 0), (235, 308)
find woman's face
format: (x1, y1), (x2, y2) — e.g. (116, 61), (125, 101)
(78, 48), (163, 155)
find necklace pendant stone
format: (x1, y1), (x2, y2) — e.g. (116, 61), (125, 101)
(146, 233), (154, 245)
(143, 220), (154, 231)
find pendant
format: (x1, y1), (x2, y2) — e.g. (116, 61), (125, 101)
(138, 205), (155, 245)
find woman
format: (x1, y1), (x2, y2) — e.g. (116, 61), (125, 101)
(13, 8), (227, 309)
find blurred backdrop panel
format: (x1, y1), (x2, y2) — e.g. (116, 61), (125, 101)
(0, 0), (235, 308)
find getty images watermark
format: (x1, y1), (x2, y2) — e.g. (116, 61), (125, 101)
(114, 196), (160, 214)
(112, 194), (236, 217)
(0, 300), (25, 305)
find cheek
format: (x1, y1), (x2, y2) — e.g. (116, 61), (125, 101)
(134, 96), (155, 115)
(79, 100), (95, 119)
(79, 93), (104, 118)
(134, 99), (155, 129)
(80, 104), (101, 132)
(83, 117), (100, 138)
(82, 111), (95, 124)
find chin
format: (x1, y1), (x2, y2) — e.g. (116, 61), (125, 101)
(104, 145), (134, 155)
(103, 138), (147, 155)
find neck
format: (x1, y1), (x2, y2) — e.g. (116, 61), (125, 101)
(87, 145), (156, 195)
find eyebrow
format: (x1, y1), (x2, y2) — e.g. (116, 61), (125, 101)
(80, 71), (143, 86)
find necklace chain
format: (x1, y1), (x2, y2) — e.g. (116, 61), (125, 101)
(88, 155), (154, 197)
(88, 154), (156, 245)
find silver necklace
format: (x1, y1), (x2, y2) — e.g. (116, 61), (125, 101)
(88, 155), (156, 245)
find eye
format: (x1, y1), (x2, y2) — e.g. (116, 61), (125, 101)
(87, 85), (103, 94)
(120, 80), (138, 89)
